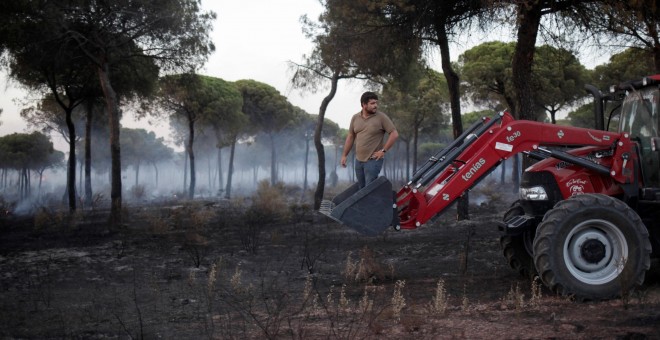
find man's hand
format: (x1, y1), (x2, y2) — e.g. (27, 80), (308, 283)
(341, 133), (355, 168)
(371, 149), (386, 160)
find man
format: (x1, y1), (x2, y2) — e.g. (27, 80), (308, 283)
(340, 91), (399, 188)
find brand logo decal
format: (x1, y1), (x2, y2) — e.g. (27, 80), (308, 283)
(557, 130), (564, 139)
(565, 178), (587, 187)
(442, 194), (450, 201)
(462, 158), (486, 181)
(506, 131), (521, 143)
(566, 178), (587, 196)
(569, 184), (585, 196)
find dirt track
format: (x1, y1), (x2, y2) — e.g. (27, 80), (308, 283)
(1, 184), (659, 339)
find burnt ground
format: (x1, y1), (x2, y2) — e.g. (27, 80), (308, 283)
(1, 182), (659, 339)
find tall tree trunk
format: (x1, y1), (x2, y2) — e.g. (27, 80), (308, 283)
(84, 101), (93, 208)
(187, 117), (196, 199)
(65, 108), (77, 211)
(225, 137), (237, 199)
(550, 109), (557, 124)
(22, 169), (25, 199)
(653, 43), (660, 73)
(303, 134), (310, 192)
(500, 158), (506, 185)
(405, 139), (410, 180)
(436, 22), (468, 220)
(135, 162), (140, 187)
(98, 63), (121, 227)
(20, 168), (27, 199)
(152, 163), (159, 186)
(207, 157), (212, 190)
(217, 147), (224, 191)
(413, 126), (419, 173)
(270, 133), (277, 186)
(78, 159), (83, 198)
(183, 150), (188, 193)
(511, 2), (542, 190)
(38, 169), (43, 194)
(314, 72), (339, 210)
(512, 2), (542, 121)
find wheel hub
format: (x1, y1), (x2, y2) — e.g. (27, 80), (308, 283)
(580, 239), (606, 263)
(563, 219), (628, 285)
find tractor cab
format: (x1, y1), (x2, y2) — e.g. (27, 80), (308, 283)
(616, 78), (660, 189)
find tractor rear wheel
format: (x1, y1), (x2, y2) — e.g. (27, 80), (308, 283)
(500, 201), (536, 279)
(533, 194), (651, 300)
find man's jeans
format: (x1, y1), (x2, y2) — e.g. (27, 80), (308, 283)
(355, 158), (384, 189)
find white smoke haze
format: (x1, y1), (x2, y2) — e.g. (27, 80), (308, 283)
(2, 152), (512, 217)
(0, 134), (356, 216)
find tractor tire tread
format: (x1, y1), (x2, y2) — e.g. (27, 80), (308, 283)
(533, 194), (651, 300)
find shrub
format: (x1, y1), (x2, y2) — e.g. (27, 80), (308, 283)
(251, 180), (291, 223)
(130, 185), (147, 201)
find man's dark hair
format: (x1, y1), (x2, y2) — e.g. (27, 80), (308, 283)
(360, 91), (378, 105)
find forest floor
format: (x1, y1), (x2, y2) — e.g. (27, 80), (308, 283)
(1, 181), (659, 339)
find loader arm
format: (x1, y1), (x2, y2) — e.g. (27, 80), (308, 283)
(396, 111), (636, 230)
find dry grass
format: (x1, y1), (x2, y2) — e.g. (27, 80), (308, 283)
(32, 207), (83, 231)
(530, 276), (543, 307)
(251, 180), (291, 222)
(342, 246), (389, 284)
(391, 280), (406, 322)
(428, 279), (449, 315)
(137, 208), (169, 234)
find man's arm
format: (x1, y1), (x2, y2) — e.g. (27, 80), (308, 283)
(373, 129), (398, 160)
(383, 129), (398, 152)
(340, 133), (355, 167)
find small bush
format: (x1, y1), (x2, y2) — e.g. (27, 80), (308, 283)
(191, 207), (216, 229)
(137, 209), (169, 234)
(361, 246), (388, 283)
(0, 196), (16, 216)
(130, 185), (147, 201)
(251, 180), (291, 223)
(32, 207), (80, 230)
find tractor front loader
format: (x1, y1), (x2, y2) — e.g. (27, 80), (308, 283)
(321, 75), (660, 300)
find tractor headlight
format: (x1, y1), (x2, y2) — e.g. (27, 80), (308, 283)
(520, 186), (548, 201)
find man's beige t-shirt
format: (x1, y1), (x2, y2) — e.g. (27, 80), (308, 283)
(348, 111), (396, 162)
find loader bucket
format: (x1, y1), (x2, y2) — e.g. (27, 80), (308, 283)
(319, 176), (397, 236)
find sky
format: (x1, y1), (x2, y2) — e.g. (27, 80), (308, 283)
(0, 0), (356, 150)
(0, 0), (611, 152)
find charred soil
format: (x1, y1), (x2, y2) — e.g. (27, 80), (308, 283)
(1, 183), (659, 339)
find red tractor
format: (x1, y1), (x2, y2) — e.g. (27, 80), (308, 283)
(321, 75), (660, 300)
